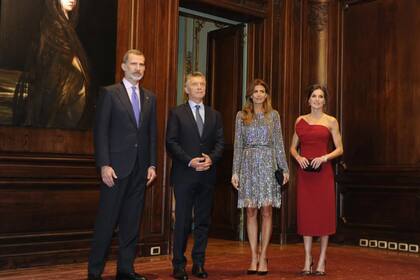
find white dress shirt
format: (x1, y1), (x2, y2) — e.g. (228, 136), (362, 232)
(188, 100), (205, 123)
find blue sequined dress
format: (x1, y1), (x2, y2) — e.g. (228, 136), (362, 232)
(232, 110), (289, 208)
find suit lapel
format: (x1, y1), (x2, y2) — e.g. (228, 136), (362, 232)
(183, 103), (202, 139)
(116, 82), (137, 127)
(139, 87), (150, 128)
(201, 105), (212, 140)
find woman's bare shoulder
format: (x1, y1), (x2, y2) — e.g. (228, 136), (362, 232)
(295, 114), (308, 125)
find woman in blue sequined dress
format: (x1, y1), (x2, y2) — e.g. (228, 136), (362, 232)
(231, 79), (289, 275)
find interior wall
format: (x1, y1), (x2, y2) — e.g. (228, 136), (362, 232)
(177, 12), (229, 104)
(3, 0), (418, 270)
(0, 0), (117, 269)
(280, 0), (420, 247)
(335, 0), (420, 245)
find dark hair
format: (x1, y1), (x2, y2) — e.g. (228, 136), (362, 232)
(13, 0), (90, 128)
(50, 0), (79, 26)
(306, 84), (328, 104)
(123, 49), (145, 63)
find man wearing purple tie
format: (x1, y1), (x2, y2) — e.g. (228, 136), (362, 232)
(88, 49), (157, 280)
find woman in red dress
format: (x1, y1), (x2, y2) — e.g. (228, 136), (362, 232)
(290, 85), (343, 276)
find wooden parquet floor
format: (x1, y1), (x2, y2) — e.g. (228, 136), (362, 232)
(1, 239), (420, 279)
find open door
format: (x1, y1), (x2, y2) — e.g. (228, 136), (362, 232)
(206, 24), (244, 240)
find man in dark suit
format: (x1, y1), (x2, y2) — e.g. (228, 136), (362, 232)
(166, 72), (224, 280)
(88, 49), (157, 280)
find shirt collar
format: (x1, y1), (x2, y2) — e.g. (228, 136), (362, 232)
(122, 78), (139, 92)
(188, 100), (204, 109)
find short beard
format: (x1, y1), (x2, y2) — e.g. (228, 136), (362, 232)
(131, 74), (143, 82)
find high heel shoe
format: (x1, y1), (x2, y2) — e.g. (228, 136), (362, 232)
(247, 259), (258, 274)
(299, 257), (313, 276)
(247, 268), (257, 275)
(256, 259), (268, 276)
(246, 269), (257, 275)
(313, 260), (327, 276)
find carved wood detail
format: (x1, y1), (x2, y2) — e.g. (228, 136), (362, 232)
(308, 0), (329, 32)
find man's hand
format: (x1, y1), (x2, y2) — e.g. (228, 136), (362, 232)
(147, 166), (157, 186)
(189, 156), (206, 169)
(189, 153), (213, 172)
(195, 153), (212, 171)
(101, 165), (117, 187)
(197, 153), (213, 171)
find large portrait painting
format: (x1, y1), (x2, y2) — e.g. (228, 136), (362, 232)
(0, 0), (117, 130)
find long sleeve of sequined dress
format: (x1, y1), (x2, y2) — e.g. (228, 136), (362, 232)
(272, 111), (289, 172)
(232, 111), (243, 177)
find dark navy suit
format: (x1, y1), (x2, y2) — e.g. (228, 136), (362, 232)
(88, 82), (157, 276)
(166, 102), (224, 269)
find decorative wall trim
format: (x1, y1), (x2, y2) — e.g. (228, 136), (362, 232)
(193, 19), (205, 71)
(130, 0), (135, 48)
(308, 0), (329, 32)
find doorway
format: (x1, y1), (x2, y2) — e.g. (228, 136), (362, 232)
(175, 7), (247, 240)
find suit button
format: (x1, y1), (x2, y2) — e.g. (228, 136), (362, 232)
(134, 144), (138, 148)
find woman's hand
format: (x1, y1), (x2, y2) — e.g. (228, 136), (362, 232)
(296, 155), (310, 169)
(310, 155), (328, 169)
(283, 172), (290, 185)
(231, 174), (239, 190)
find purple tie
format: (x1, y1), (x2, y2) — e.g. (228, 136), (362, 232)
(131, 86), (140, 126)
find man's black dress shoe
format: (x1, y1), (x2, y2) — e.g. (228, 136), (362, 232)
(192, 265), (208, 279)
(87, 274), (103, 280)
(173, 267), (188, 280)
(115, 272), (147, 280)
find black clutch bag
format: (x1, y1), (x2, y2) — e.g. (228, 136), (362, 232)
(303, 159), (322, 172)
(275, 168), (284, 185)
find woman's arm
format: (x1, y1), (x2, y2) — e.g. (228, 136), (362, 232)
(290, 117), (310, 169)
(231, 112), (243, 189)
(310, 116), (343, 168)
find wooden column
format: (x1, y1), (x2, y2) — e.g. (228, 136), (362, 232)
(116, 0), (179, 257)
(301, 0), (339, 114)
(307, 0), (330, 85)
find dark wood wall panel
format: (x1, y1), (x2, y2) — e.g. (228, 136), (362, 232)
(180, 0), (267, 20)
(4, 0), (418, 270)
(206, 25), (244, 240)
(339, 185), (420, 229)
(0, 0), (286, 270)
(280, 0), (341, 243)
(341, 0), (420, 170)
(336, 0), (420, 244)
(116, 0), (179, 258)
(337, 183), (420, 243)
(281, 0), (303, 244)
(0, 0), (179, 269)
(0, 182), (99, 268)
(0, 184), (98, 234)
(279, 0), (420, 246)
(0, 153), (97, 269)
(0, 128), (93, 154)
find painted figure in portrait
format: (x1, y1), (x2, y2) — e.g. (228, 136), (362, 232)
(13, 0), (90, 129)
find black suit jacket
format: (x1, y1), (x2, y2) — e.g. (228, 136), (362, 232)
(94, 82), (157, 179)
(166, 103), (224, 185)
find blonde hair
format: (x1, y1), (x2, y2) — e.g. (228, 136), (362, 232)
(241, 79), (273, 125)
